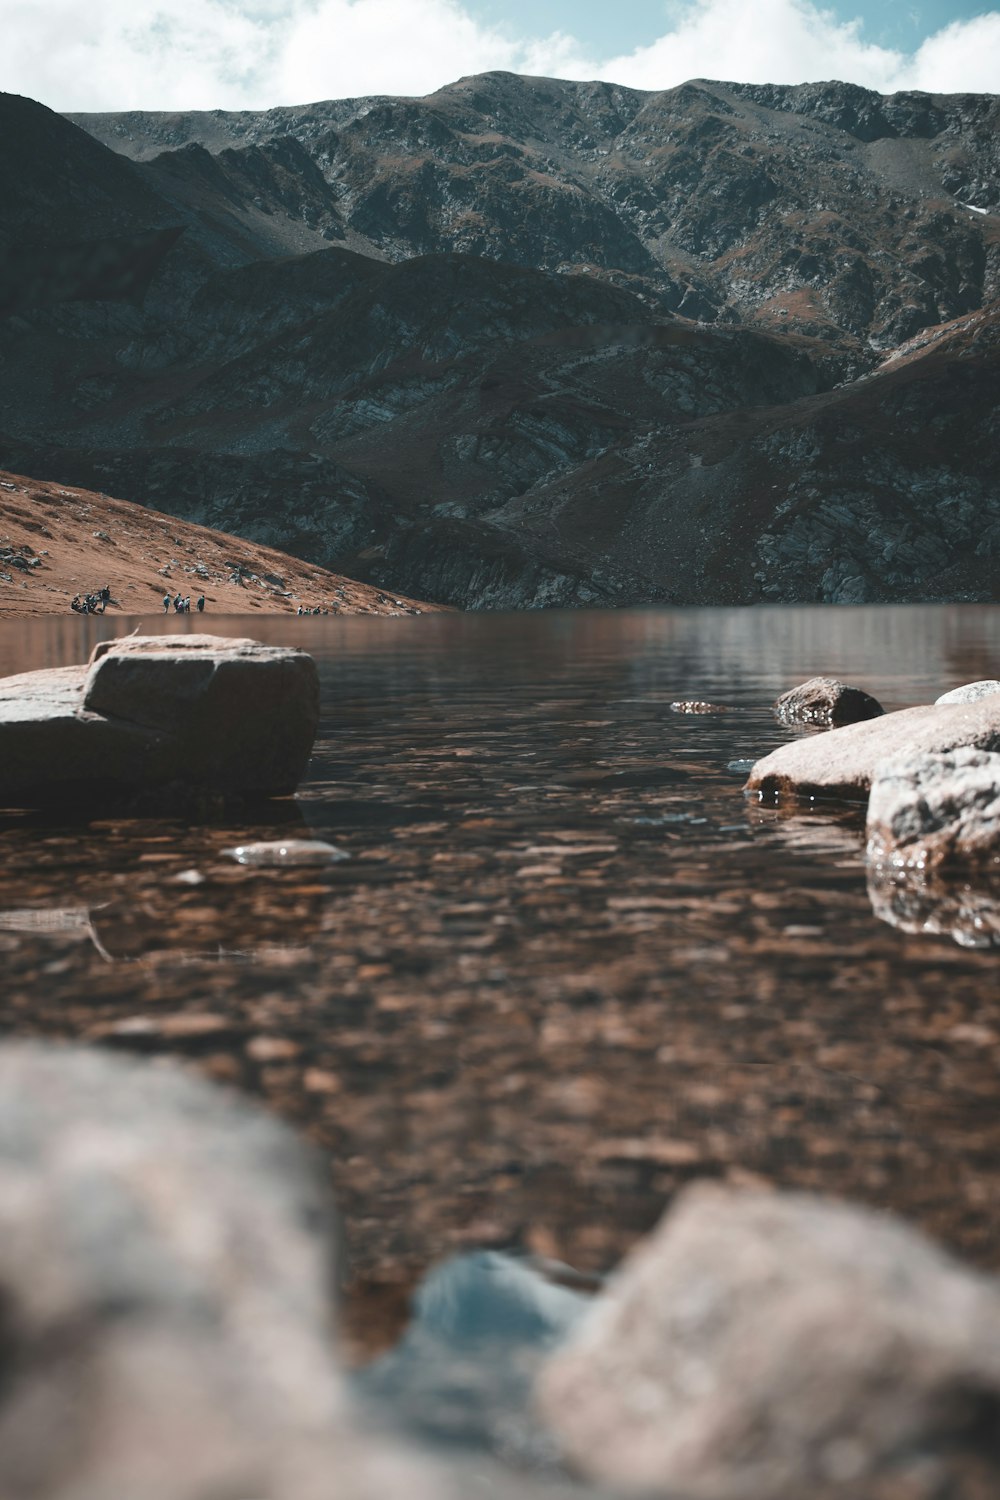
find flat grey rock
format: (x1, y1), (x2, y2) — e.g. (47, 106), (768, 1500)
(936, 680), (1000, 705)
(746, 694), (1000, 803)
(537, 1183), (1000, 1499)
(0, 634), (319, 807)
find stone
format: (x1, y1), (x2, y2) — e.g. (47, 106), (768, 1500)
(936, 680), (1000, 705)
(745, 694), (1000, 803)
(0, 634), (319, 807)
(773, 676), (883, 726)
(0, 1042), (343, 1500)
(224, 837), (350, 866)
(866, 748), (1000, 871)
(0, 1042), (607, 1500)
(669, 701), (733, 714)
(537, 1184), (1000, 1500)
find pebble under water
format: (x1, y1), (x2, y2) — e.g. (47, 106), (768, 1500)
(0, 604), (998, 1466)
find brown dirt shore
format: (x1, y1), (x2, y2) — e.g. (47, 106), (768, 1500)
(0, 469), (444, 618)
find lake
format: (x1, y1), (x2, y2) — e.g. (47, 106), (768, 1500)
(1, 604), (997, 1458)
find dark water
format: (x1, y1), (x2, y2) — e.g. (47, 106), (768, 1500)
(1, 605), (998, 1458)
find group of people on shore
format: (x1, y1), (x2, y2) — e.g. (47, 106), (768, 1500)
(70, 586), (111, 614)
(69, 586), (208, 614)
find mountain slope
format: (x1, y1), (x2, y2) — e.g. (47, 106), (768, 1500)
(0, 78), (996, 608)
(0, 468), (439, 617)
(72, 73), (1000, 348)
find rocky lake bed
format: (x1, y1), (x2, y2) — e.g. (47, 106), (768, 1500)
(0, 603), (997, 1498)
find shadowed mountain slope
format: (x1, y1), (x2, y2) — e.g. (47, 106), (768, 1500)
(73, 72), (1000, 348)
(0, 78), (995, 608)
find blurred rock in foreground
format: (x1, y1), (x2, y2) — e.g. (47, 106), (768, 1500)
(0, 1042), (612, 1500)
(538, 1183), (1000, 1499)
(0, 1042), (342, 1499)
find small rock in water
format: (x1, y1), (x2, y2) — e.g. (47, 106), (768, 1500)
(224, 838), (349, 866)
(669, 700), (731, 714)
(935, 680), (1000, 705)
(171, 868), (206, 886)
(774, 676), (883, 726)
(726, 758), (756, 774)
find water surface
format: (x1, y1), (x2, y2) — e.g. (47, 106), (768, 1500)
(1, 605), (998, 1396)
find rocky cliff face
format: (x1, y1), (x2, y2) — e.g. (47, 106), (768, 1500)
(0, 75), (997, 608)
(71, 73), (1000, 346)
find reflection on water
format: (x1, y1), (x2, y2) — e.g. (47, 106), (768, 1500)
(1, 605), (999, 1392)
(868, 867), (1000, 949)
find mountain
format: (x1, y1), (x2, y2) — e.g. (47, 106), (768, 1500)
(0, 468), (439, 618)
(70, 73), (1000, 347)
(0, 75), (997, 608)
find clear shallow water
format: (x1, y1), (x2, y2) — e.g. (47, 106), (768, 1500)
(0, 605), (998, 1453)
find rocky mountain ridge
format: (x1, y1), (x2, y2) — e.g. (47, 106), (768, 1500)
(71, 73), (1000, 347)
(0, 75), (996, 608)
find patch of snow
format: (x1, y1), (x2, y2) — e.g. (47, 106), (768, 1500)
(959, 203), (990, 216)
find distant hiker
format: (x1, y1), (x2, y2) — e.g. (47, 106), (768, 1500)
(184, 597), (192, 613)
(173, 594), (182, 612)
(196, 595), (205, 612)
(163, 593), (170, 613)
(296, 605), (304, 615)
(99, 585), (111, 604)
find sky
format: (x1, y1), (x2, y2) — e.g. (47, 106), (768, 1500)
(1, 0), (997, 113)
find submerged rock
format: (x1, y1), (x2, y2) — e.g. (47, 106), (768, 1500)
(224, 838), (350, 866)
(866, 748), (1000, 871)
(0, 634), (318, 808)
(537, 1183), (1000, 1499)
(936, 680), (1000, 705)
(773, 676), (883, 727)
(669, 701), (733, 714)
(746, 694), (1000, 802)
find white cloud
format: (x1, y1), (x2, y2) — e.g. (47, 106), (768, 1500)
(0, 0), (996, 114)
(905, 13), (1000, 93)
(594, 0), (1000, 95)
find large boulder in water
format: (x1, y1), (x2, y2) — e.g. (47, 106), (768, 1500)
(537, 1184), (1000, 1500)
(0, 634), (318, 807)
(745, 694), (1000, 803)
(867, 747), (1000, 871)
